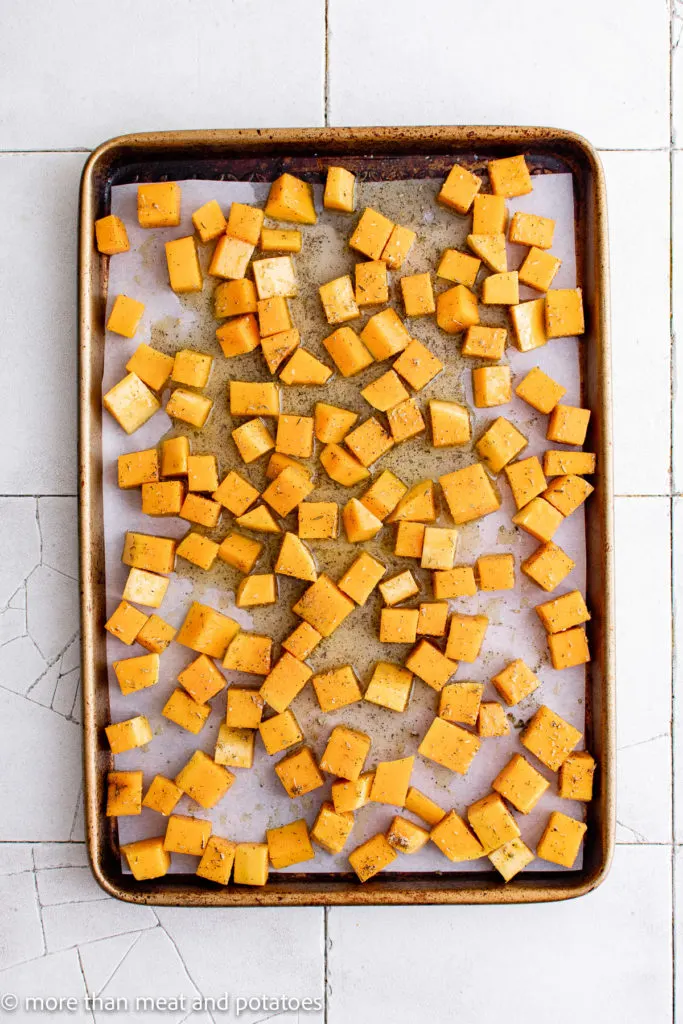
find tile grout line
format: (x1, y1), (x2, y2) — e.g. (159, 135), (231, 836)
(324, 0), (330, 127)
(670, 2), (677, 1019)
(323, 905), (329, 1023)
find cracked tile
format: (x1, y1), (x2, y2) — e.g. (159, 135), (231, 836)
(78, 932), (142, 999)
(0, 949), (91, 1023)
(42, 899), (157, 954)
(70, 791), (86, 843)
(52, 666), (80, 719)
(616, 735), (672, 844)
(60, 635), (81, 675)
(0, 634), (46, 696)
(0, 842), (34, 875)
(26, 565), (79, 663)
(37, 497), (79, 580)
(327, 846), (672, 1024)
(0, 605), (26, 646)
(0, 498), (40, 608)
(37, 866), (105, 907)
(26, 660), (60, 708)
(0, 870), (44, 969)
(9, 584), (27, 610)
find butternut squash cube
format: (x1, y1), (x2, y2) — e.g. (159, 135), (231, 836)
(315, 402), (358, 443)
(232, 418), (275, 463)
(491, 658), (539, 706)
(462, 325), (506, 361)
(178, 653), (226, 703)
(521, 540), (575, 593)
(164, 814), (212, 856)
(179, 493), (221, 528)
(387, 398), (426, 443)
(267, 818), (315, 869)
(122, 531), (176, 574)
(477, 701), (510, 737)
(337, 551), (386, 605)
(386, 479), (436, 523)
(253, 255), (297, 300)
(141, 480), (185, 517)
(515, 366), (566, 414)
(122, 567), (169, 609)
(489, 837), (535, 881)
(545, 288), (585, 338)
(548, 626), (590, 670)
(416, 601), (448, 637)
(236, 504), (281, 534)
(106, 771), (143, 816)
(322, 326), (374, 377)
(209, 234), (253, 279)
(544, 474), (594, 517)
(438, 162), (481, 213)
(342, 497), (383, 543)
(481, 271), (519, 306)
(230, 381), (279, 418)
(275, 746), (325, 798)
(107, 294), (145, 338)
(504, 455), (546, 509)
(293, 574), (355, 636)
(472, 366), (512, 409)
(519, 247), (561, 292)
(430, 810), (483, 862)
(361, 470), (407, 521)
(467, 233), (507, 274)
(436, 249), (481, 287)
(331, 771), (375, 813)
(105, 715), (153, 754)
(265, 173), (317, 225)
(405, 639), (458, 691)
(558, 751), (596, 801)
(298, 501), (339, 540)
(187, 455), (218, 493)
(105, 601), (149, 646)
(137, 181), (181, 227)
(233, 843), (269, 886)
(386, 816), (430, 854)
(488, 155), (532, 198)
(324, 166), (356, 212)
(259, 709), (303, 755)
(436, 284), (480, 334)
(319, 275), (359, 324)
(161, 436), (189, 478)
(405, 787), (446, 826)
(493, 753), (550, 814)
(282, 621), (322, 661)
(218, 531), (263, 574)
(544, 450), (596, 477)
(510, 298), (548, 352)
(522, 705), (582, 770)
(113, 651), (159, 696)
(361, 370), (409, 412)
(381, 224), (416, 270)
(142, 775), (182, 816)
(165, 236), (203, 293)
(418, 717), (480, 775)
(192, 199), (227, 243)
(536, 589), (590, 635)
(349, 834), (397, 882)
(215, 723), (255, 769)
(433, 565), (477, 600)
(212, 470), (259, 516)
(175, 750), (235, 809)
(236, 573), (277, 608)
(445, 613), (488, 662)
(166, 389), (213, 429)
(350, 207), (394, 260)
(360, 307), (412, 361)
(262, 464), (314, 517)
(104, 373), (161, 434)
(279, 348), (333, 385)
(371, 756), (414, 806)
(117, 448), (159, 489)
(196, 836), (237, 885)
(439, 463), (500, 525)
(355, 260), (388, 307)
(379, 607), (419, 644)
(379, 569), (419, 606)
(393, 338), (443, 391)
(476, 417), (527, 473)
(260, 228), (302, 253)
(547, 404), (591, 446)
(475, 553), (515, 592)
(216, 313), (261, 358)
(311, 801), (354, 855)
(135, 614), (175, 654)
(320, 443), (370, 486)
(429, 400), (470, 447)
(509, 211), (555, 249)
(345, 417), (394, 467)
(472, 193), (507, 234)
(365, 661), (413, 712)
(260, 652), (313, 712)
(421, 526), (458, 571)
(512, 497), (564, 543)
(320, 725), (372, 781)
(226, 202), (264, 246)
(177, 602), (240, 659)
(226, 687), (265, 729)
(536, 811), (586, 868)
(275, 532), (317, 581)
(400, 273), (435, 317)
(275, 414), (314, 459)
(439, 681), (484, 727)
(467, 792), (520, 854)
(261, 328), (300, 374)
(223, 633), (272, 676)
(121, 838), (170, 880)
(162, 688), (211, 734)
(257, 296), (292, 337)
(313, 665), (362, 712)
(214, 279), (258, 318)
(95, 214), (129, 255)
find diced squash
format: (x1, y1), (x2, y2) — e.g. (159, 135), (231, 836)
(274, 532), (317, 581)
(265, 173), (317, 225)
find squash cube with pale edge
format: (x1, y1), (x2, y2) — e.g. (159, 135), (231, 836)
(467, 793), (520, 854)
(226, 688), (265, 729)
(106, 771), (143, 816)
(488, 155), (532, 198)
(315, 402), (358, 444)
(319, 275), (360, 324)
(324, 166), (355, 212)
(355, 260), (388, 306)
(438, 163), (481, 213)
(298, 502), (339, 540)
(282, 622), (322, 661)
(162, 689), (211, 734)
(510, 299), (547, 352)
(236, 573), (276, 609)
(509, 211), (555, 249)
(258, 710), (303, 755)
(216, 314), (261, 358)
(521, 541), (575, 593)
(547, 404), (591, 446)
(107, 294), (145, 338)
(338, 552), (386, 605)
(293, 574), (355, 637)
(137, 182), (181, 228)
(505, 456), (546, 509)
(477, 702), (510, 738)
(360, 308), (412, 361)
(122, 568), (169, 609)
(342, 498), (383, 543)
(265, 173), (317, 225)
(418, 717), (481, 775)
(259, 652), (312, 713)
(166, 236), (202, 293)
(218, 532), (262, 574)
(371, 756), (414, 806)
(473, 194), (507, 234)
(262, 465), (314, 517)
(252, 256), (297, 300)
(430, 811), (484, 862)
(406, 640), (458, 691)
(559, 751), (596, 801)
(113, 652), (159, 696)
(522, 705), (582, 770)
(537, 811), (586, 868)
(177, 602), (240, 659)
(311, 802), (355, 854)
(136, 613), (176, 654)
(439, 682), (484, 727)
(332, 772), (375, 814)
(445, 613), (488, 662)
(476, 553), (515, 591)
(312, 665), (362, 712)
(379, 570), (419, 606)
(548, 626), (590, 670)
(214, 724), (254, 769)
(223, 633), (272, 676)
(436, 285), (480, 334)
(405, 787), (446, 826)
(349, 207), (394, 260)
(365, 662), (413, 712)
(544, 474), (594, 517)
(209, 235), (253, 279)
(95, 214), (129, 255)
(142, 776), (182, 816)
(421, 526), (458, 570)
(489, 838), (535, 881)
(175, 751), (235, 809)
(320, 725), (372, 781)
(196, 836), (236, 885)
(349, 834), (397, 882)
(104, 373), (160, 434)
(380, 608), (419, 644)
(545, 288), (585, 338)
(394, 522), (424, 558)
(105, 715), (153, 754)
(472, 366), (512, 409)
(519, 248), (561, 293)
(234, 844), (269, 886)
(361, 471), (407, 520)
(105, 601), (149, 645)
(462, 325), (507, 360)
(467, 233), (507, 274)
(417, 602), (449, 637)
(275, 746), (325, 798)
(121, 838), (170, 881)
(536, 590), (590, 634)
(166, 389), (213, 429)
(512, 497), (564, 543)
(437, 249), (481, 287)
(381, 224), (416, 269)
(430, 401), (471, 447)
(439, 463), (500, 525)
(491, 658), (539, 706)
(192, 199), (227, 243)
(267, 819), (315, 869)
(493, 754), (550, 813)
(274, 532), (317, 581)
(322, 327), (374, 377)
(214, 279), (258, 318)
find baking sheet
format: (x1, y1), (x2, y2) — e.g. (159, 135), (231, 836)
(103, 172), (587, 875)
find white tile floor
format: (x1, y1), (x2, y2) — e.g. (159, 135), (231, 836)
(0, 1), (677, 1021)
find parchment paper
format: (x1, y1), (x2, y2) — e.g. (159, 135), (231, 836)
(103, 172), (587, 874)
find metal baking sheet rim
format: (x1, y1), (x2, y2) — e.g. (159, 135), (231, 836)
(78, 125), (615, 906)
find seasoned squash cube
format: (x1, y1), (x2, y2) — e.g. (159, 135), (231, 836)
(216, 313), (261, 358)
(438, 162), (481, 213)
(521, 540), (575, 592)
(416, 601), (448, 637)
(504, 455), (546, 509)
(430, 810), (484, 862)
(122, 567), (169, 609)
(386, 479), (436, 523)
(350, 207), (395, 260)
(345, 417), (394, 467)
(143, 775), (183, 816)
(225, 687), (265, 729)
(331, 771), (375, 813)
(212, 470), (259, 516)
(467, 233), (507, 274)
(275, 532), (317, 581)
(320, 725), (372, 781)
(400, 273), (435, 317)
(437, 249), (481, 287)
(512, 496), (564, 543)
(192, 199), (227, 243)
(379, 569), (420, 606)
(175, 750), (235, 809)
(342, 497), (383, 543)
(218, 531), (263, 574)
(467, 792), (520, 854)
(261, 328), (300, 373)
(141, 480), (185, 517)
(547, 404), (591, 446)
(393, 339), (443, 391)
(439, 463), (500, 525)
(226, 202), (264, 246)
(387, 398), (426, 443)
(293, 574), (355, 636)
(105, 715), (153, 754)
(262, 464), (314, 517)
(236, 504), (281, 536)
(162, 688), (211, 734)
(488, 155), (532, 198)
(509, 211), (555, 249)
(179, 493), (221, 528)
(519, 247), (561, 292)
(233, 843), (269, 886)
(209, 234), (253, 279)
(105, 601), (149, 646)
(166, 389), (213, 429)
(515, 366), (566, 414)
(260, 652), (313, 712)
(338, 551), (386, 605)
(445, 613), (488, 662)
(137, 182), (181, 228)
(536, 590), (590, 634)
(232, 418), (275, 463)
(510, 298), (548, 352)
(257, 296), (292, 337)
(386, 816), (430, 854)
(177, 602), (240, 659)
(491, 658), (539, 706)
(404, 787), (446, 826)
(544, 450), (596, 477)
(462, 325), (507, 361)
(135, 614), (176, 654)
(164, 814), (212, 856)
(380, 608), (419, 644)
(545, 288), (585, 338)
(104, 373), (160, 434)
(319, 275), (359, 325)
(481, 271), (519, 305)
(394, 521), (425, 558)
(313, 665), (362, 712)
(113, 651), (159, 696)
(489, 837), (535, 881)
(421, 526), (458, 571)
(178, 653), (226, 704)
(559, 751), (596, 801)
(360, 308), (412, 361)
(522, 705), (582, 770)
(275, 746), (325, 798)
(161, 436), (189, 478)
(405, 639), (458, 691)
(95, 214), (129, 255)
(259, 709), (303, 755)
(324, 166), (356, 212)
(320, 443), (370, 486)
(311, 801), (354, 855)
(280, 348), (333, 385)
(429, 400), (470, 447)
(230, 381), (279, 418)
(371, 756), (414, 807)
(214, 724), (255, 769)
(355, 260), (388, 307)
(477, 702), (510, 737)
(275, 414), (314, 459)
(117, 448), (159, 489)
(107, 294), (145, 338)
(298, 501), (339, 540)
(186, 455), (218, 493)
(282, 621), (322, 661)
(472, 193), (507, 234)
(475, 553), (515, 592)
(253, 255), (297, 301)
(315, 402), (358, 444)
(122, 531), (176, 574)
(433, 565), (477, 600)
(472, 366), (512, 409)
(349, 834), (397, 882)
(267, 818), (315, 869)
(365, 661), (413, 712)
(223, 633), (272, 676)
(265, 173), (317, 225)
(418, 717), (480, 775)
(196, 835), (237, 885)
(439, 682), (484, 727)
(436, 284), (480, 334)
(361, 370), (409, 412)
(121, 838), (170, 881)
(381, 224), (416, 269)
(360, 471), (407, 522)
(536, 811), (586, 868)
(106, 771), (143, 816)
(322, 326), (374, 377)
(493, 753), (550, 813)
(166, 236), (203, 293)
(214, 279), (258, 318)
(236, 573), (277, 608)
